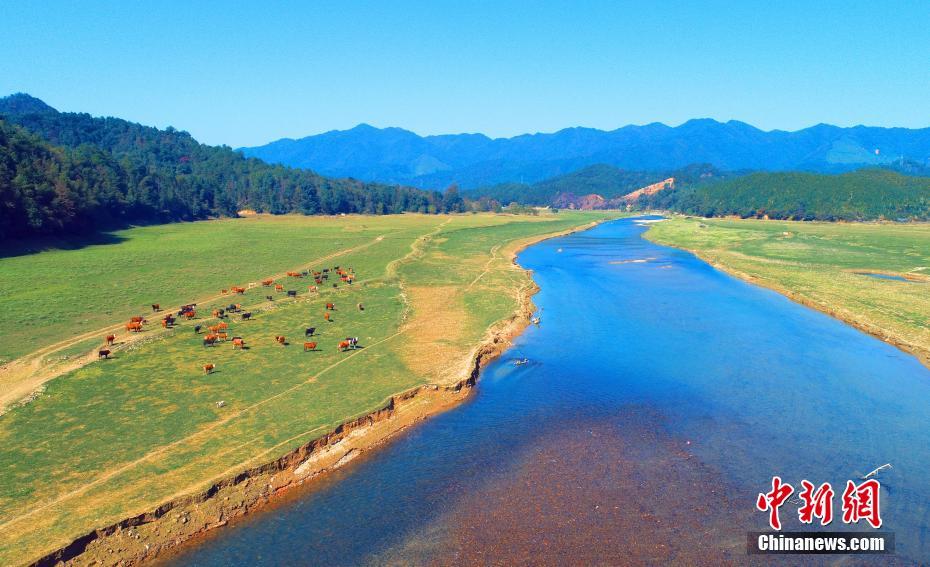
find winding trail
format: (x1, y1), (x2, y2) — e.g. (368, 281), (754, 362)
(0, 234), (388, 414)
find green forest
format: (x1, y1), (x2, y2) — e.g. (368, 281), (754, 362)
(641, 169), (930, 221)
(0, 94), (470, 240)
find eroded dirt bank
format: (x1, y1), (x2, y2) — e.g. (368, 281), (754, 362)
(32, 221), (609, 567)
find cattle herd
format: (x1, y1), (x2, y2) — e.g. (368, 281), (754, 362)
(99, 265), (363, 373)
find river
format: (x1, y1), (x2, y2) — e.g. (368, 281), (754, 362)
(168, 217), (930, 565)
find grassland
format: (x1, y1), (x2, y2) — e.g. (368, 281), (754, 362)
(646, 217), (930, 367)
(0, 211), (620, 565)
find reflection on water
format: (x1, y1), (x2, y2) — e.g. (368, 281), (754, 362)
(170, 218), (930, 565)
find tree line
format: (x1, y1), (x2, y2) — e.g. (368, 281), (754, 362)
(0, 94), (479, 240)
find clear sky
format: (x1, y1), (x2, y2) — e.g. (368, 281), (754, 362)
(2, 1), (929, 147)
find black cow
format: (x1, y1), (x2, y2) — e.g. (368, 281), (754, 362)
(287, 290), (297, 297)
(194, 325), (202, 334)
(242, 312), (252, 320)
(305, 327), (316, 337)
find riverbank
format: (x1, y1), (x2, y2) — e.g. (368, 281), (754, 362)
(645, 216), (930, 370)
(32, 218), (610, 567)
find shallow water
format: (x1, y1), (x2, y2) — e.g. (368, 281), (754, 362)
(856, 272), (923, 283)
(170, 217), (930, 565)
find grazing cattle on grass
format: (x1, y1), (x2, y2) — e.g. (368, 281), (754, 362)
(324, 312), (331, 322)
(151, 304), (160, 312)
(303, 341), (317, 351)
(126, 322), (143, 332)
(212, 309), (222, 318)
(162, 319), (169, 328)
(98, 349), (111, 359)
(203, 363), (215, 374)
(305, 327), (316, 337)
(105, 334), (116, 345)
(287, 271), (301, 278)
(301, 270), (309, 276)
(357, 303), (364, 311)
(130, 316), (145, 323)
(337, 340), (351, 352)
(266, 295), (274, 302)
(287, 290), (297, 297)
(242, 312), (252, 320)
(345, 337), (359, 349)
(218, 321), (229, 330)
(209, 325), (221, 334)
(275, 335), (287, 345)
(275, 284), (284, 292)
(308, 285), (318, 293)
(262, 279), (274, 286)
(217, 332), (228, 341)
(184, 311), (196, 320)
(233, 286), (246, 294)
(194, 325), (202, 334)
(221, 289), (229, 295)
(203, 335), (217, 347)
(326, 302), (335, 310)
(232, 338), (246, 349)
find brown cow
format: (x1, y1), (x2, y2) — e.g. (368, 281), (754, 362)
(325, 302), (335, 310)
(151, 303), (160, 312)
(275, 335), (287, 345)
(162, 319), (169, 328)
(232, 338), (246, 349)
(105, 334), (116, 345)
(203, 363), (215, 375)
(232, 286), (246, 294)
(324, 312), (331, 322)
(303, 341), (317, 351)
(218, 321), (229, 330)
(185, 311), (196, 320)
(262, 279), (274, 286)
(308, 285), (318, 293)
(212, 309), (221, 318)
(337, 340), (351, 352)
(130, 316), (145, 323)
(217, 332), (228, 341)
(203, 335), (217, 347)
(221, 289), (229, 294)
(275, 284), (284, 292)
(98, 349), (111, 359)
(126, 322), (143, 332)
(209, 324), (222, 333)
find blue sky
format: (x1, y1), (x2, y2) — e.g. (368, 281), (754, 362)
(2, 1), (929, 147)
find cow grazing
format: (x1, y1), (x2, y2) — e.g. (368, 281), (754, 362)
(324, 312), (331, 322)
(217, 332), (228, 341)
(325, 302), (335, 310)
(303, 341), (317, 351)
(308, 285), (318, 293)
(275, 335), (287, 345)
(203, 335), (217, 347)
(287, 290), (297, 297)
(222, 289), (229, 295)
(162, 319), (169, 328)
(105, 334), (116, 345)
(194, 325), (202, 334)
(305, 327), (316, 337)
(98, 349), (111, 359)
(203, 363), (215, 375)
(262, 279), (274, 286)
(209, 325), (221, 334)
(266, 295), (274, 302)
(357, 303), (364, 311)
(151, 304), (160, 312)
(218, 321), (229, 330)
(275, 284), (284, 292)
(184, 311), (196, 320)
(130, 316), (145, 323)
(337, 340), (351, 352)
(232, 338), (246, 349)
(126, 322), (143, 332)
(242, 312), (252, 320)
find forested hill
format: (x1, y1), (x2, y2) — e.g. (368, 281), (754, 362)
(0, 94), (449, 240)
(469, 163), (725, 206)
(639, 169), (930, 221)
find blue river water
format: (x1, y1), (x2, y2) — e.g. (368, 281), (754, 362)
(169, 217), (930, 565)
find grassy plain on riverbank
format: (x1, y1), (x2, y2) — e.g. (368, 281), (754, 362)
(0, 211), (621, 565)
(646, 217), (930, 366)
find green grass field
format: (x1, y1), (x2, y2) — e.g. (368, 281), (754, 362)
(0, 211), (620, 565)
(646, 217), (930, 366)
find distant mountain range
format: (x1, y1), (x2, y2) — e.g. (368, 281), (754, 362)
(240, 120), (930, 189)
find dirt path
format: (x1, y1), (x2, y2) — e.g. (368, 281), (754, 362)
(0, 234), (388, 415)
